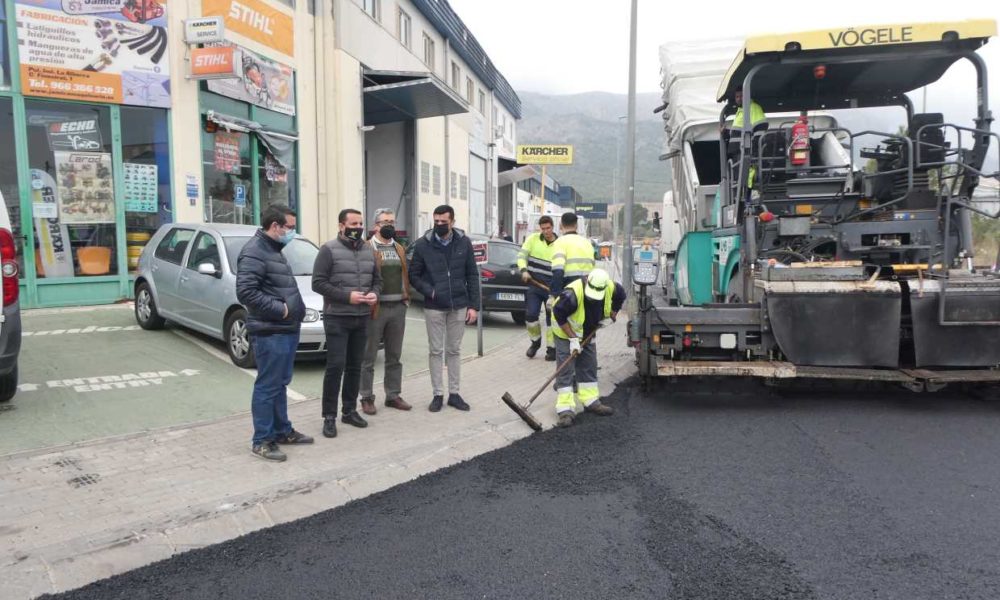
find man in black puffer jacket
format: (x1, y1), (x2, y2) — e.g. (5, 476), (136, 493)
(408, 204), (481, 413)
(236, 204), (312, 462)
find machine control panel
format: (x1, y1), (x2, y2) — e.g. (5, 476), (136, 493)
(633, 248), (660, 285)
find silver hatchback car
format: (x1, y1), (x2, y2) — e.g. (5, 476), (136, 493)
(133, 223), (326, 368)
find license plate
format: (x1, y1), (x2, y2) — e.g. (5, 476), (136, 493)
(496, 292), (524, 302)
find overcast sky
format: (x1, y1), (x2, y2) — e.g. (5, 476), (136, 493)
(449, 0), (1000, 101)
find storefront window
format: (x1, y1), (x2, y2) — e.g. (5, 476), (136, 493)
(26, 100), (116, 278)
(121, 107), (171, 272)
(0, 99), (21, 274)
(258, 141), (297, 215)
(0, 2), (9, 90)
(202, 122), (254, 225)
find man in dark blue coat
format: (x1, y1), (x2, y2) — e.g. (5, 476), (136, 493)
(408, 205), (481, 412)
(236, 204), (313, 461)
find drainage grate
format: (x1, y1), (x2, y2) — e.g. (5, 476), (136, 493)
(54, 457), (82, 470)
(67, 474), (101, 488)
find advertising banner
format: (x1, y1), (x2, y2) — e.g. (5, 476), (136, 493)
(206, 45), (295, 116)
(263, 153), (287, 183)
(574, 202), (609, 219)
(189, 45), (238, 80)
(202, 0), (294, 57)
(15, 0), (170, 108)
(214, 132), (242, 174)
(46, 119), (103, 151)
(55, 151), (115, 224)
(516, 144), (574, 165)
(30, 169), (75, 278)
(123, 162), (158, 213)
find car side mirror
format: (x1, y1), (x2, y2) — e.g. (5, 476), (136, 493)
(197, 263), (219, 277)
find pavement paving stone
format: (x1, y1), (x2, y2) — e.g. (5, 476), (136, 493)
(0, 311), (633, 599)
(0, 556), (54, 599)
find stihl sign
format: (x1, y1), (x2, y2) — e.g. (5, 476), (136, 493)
(189, 46), (238, 79)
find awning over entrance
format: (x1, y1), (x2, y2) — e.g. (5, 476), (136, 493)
(497, 165), (539, 187)
(363, 69), (467, 125)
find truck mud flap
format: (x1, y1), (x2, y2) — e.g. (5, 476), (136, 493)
(760, 280), (901, 367)
(910, 279), (1000, 367)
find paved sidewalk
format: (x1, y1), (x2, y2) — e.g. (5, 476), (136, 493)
(0, 320), (635, 599)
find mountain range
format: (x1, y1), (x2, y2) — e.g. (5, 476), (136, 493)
(515, 91), (671, 205)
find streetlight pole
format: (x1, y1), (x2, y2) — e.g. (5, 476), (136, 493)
(622, 0), (638, 291)
(614, 114), (625, 243)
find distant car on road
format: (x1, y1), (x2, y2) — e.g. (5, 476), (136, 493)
(0, 193), (21, 402)
(133, 223), (325, 368)
(407, 234), (531, 324)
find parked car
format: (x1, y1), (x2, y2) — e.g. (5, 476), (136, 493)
(407, 234), (530, 324)
(0, 192), (21, 402)
(134, 223), (325, 368)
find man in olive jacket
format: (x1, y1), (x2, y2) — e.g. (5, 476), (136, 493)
(408, 204), (481, 412)
(236, 204), (313, 462)
(312, 208), (382, 438)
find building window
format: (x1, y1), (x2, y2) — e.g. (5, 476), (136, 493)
(459, 174), (468, 201)
(478, 90), (486, 114)
(0, 2), (9, 89)
(432, 165), (441, 195)
(466, 77), (474, 105)
(122, 106), (172, 273)
(397, 8), (411, 49)
(450, 171), (457, 199)
(420, 161), (431, 193)
(451, 61), (460, 90)
(423, 33), (435, 70)
(362, 0), (379, 21)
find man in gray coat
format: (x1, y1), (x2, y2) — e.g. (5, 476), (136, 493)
(312, 208), (382, 438)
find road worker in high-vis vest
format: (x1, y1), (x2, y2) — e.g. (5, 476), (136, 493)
(549, 212), (595, 298)
(517, 215), (559, 361)
(551, 268), (626, 428)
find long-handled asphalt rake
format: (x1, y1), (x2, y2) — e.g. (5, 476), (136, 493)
(500, 330), (597, 431)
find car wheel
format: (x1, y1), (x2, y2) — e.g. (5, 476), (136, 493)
(135, 282), (166, 330)
(225, 309), (256, 369)
(511, 311), (526, 325)
(0, 366), (17, 403)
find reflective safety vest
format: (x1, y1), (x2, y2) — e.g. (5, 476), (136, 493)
(517, 232), (558, 282)
(550, 232), (595, 282)
(732, 100), (766, 129)
(553, 279), (614, 340)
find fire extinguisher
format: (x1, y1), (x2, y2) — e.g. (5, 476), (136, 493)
(790, 113), (810, 166)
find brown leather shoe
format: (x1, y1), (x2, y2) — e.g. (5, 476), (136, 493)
(385, 397), (412, 411)
(360, 398), (377, 416)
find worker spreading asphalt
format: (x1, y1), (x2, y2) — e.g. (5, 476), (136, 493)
(49, 379), (1000, 599)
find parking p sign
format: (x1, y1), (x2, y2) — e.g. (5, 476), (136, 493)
(234, 185), (246, 208)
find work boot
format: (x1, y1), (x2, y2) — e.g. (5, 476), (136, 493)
(447, 393), (470, 411)
(322, 416), (338, 438)
(275, 429), (314, 444)
(342, 411), (369, 428)
(429, 395), (444, 412)
(251, 441), (287, 462)
(585, 401), (614, 416)
(557, 412), (575, 428)
(545, 347), (556, 361)
(526, 339), (542, 358)
(360, 397), (377, 416)
(385, 397), (412, 411)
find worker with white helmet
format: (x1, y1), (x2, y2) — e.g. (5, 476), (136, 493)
(550, 267), (626, 428)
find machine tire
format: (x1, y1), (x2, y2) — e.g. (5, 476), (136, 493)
(225, 309), (257, 369)
(135, 282), (166, 330)
(511, 311), (526, 325)
(0, 366), (17, 403)
(725, 270), (743, 303)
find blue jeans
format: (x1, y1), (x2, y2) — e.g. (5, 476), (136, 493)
(251, 332), (299, 446)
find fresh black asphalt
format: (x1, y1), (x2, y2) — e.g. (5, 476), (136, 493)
(49, 379), (1000, 599)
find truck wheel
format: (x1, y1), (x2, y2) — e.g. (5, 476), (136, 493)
(511, 311), (526, 325)
(725, 271), (743, 303)
(225, 309), (257, 369)
(0, 366), (17, 403)
(135, 282), (166, 330)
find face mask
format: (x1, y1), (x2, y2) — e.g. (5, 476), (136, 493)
(279, 229), (295, 245)
(434, 223), (450, 237)
(379, 225), (395, 240)
(344, 227), (364, 241)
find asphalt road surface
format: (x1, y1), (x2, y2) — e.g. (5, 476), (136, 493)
(50, 378), (1000, 599)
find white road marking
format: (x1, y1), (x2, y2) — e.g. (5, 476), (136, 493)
(170, 328), (308, 401)
(19, 369), (201, 393)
